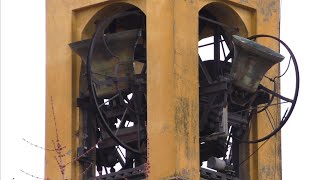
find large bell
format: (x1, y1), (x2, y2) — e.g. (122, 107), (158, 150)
(69, 29), (142, 98)
(230, 35), (285, 93)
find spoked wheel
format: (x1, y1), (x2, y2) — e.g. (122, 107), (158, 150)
(234, 35), (300, 143)
(86, 10), (147, 174)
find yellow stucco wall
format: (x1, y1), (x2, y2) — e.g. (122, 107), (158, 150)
(46, 0), (281, 179)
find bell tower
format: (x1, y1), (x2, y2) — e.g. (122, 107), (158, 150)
(46, 0), (298, 179)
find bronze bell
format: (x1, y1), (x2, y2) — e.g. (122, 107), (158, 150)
(230, 35), (285, 93)
(69, 29), (141, 98)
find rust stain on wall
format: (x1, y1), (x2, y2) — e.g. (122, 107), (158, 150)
(175, 97), (190, 141)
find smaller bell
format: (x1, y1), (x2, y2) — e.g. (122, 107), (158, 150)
(69, 29), (141, 98)
(230, 35), (285, 93)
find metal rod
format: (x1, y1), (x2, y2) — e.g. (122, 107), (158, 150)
(220, 40), (227, 59)
(266, 108), (277, 127)
(98, 93), (119, 108)
(199, 16), (239, 32)
(115, 147), (126, 166)
(199, 59), (213, 84)
(115, 108), (128, 135)
(229, 101), (289, 115)
(214, 27), (221, 76)
(198, 40), (225, 48)
(259, 85), (293, 103)
(265, 109), (275, 130)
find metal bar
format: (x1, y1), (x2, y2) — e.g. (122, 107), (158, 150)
(199, 15), (239, 32)
(199, 58), (213, 84)
(98, 93), (119, 108)
(198, 40), (225, 48)
(199, 81), (228, 95)
(115, 108), (128, 135)
(259, 85), (293, 102)
(100, 127), (146, 148)
(214, 26), (221, 76)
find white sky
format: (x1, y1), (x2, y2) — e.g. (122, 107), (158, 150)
(1, 0), (320, 179)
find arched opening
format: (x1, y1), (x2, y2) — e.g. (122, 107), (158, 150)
(197, 3), (298, 179)
(198, 2), (249, 177)
(70, 3), (146, 179)
(197, 2), (301, 179)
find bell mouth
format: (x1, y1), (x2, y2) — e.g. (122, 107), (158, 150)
(69, 29), (142, 61)
(230, 35), (285, 93)
(232, 35), (285, 63)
